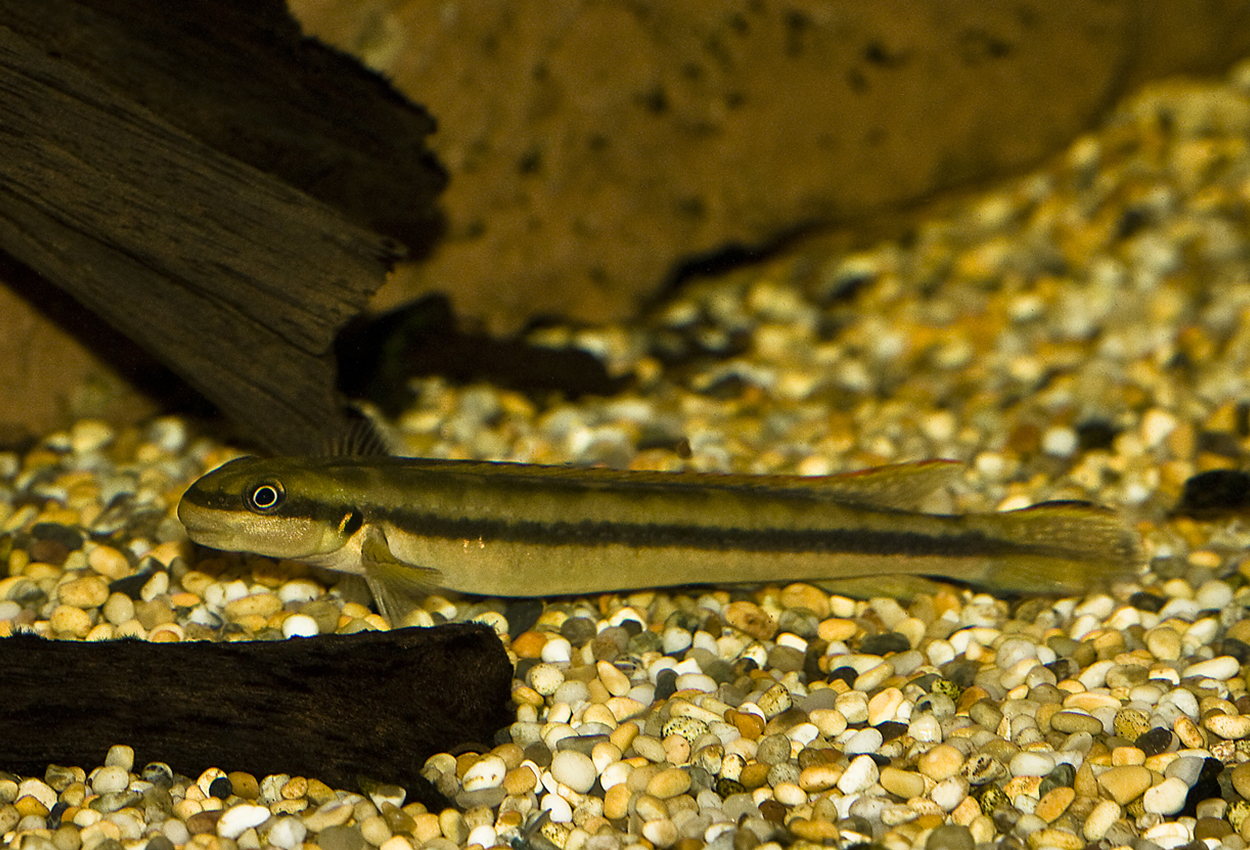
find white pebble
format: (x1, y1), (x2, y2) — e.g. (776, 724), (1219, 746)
(105, 744), (134, 771)
(277, 579), (323, 605)
(1041, 426), (1078, 457)
(1182, 655), (1239, 680)
(541, 792), (573, 823)
(1194, 580), (1233, 611)
(462, 755), (507, 792)
(550, 750), (597, 794)
(91, 765), (129, 794)
(540, 636), (572, 663)
(218, 804), (271, 839)
(931, 776), (970, 811)
(1009, 752), (1055, 777)
(528, 663), (565, 695)
(267, 816), (307, 850)
(281, 614), (320, 638)
(844, 727), (884, 756)
(466, 825), (497, 848)
(1142, 777), (1189, 816)
(675, 673), (717, 693)
(836, 755), (878, 794)
(662, 627), (693, 654)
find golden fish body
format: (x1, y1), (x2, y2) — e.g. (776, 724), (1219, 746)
(178, 456), (1141, 618)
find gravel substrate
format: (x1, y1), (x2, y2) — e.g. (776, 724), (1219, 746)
(7, 59), (1250, 850)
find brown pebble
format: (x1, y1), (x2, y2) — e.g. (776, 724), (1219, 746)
(723, 601), (777, 640)
(758, 799), (786, 824)
(227, 772), (259, 800)
(779, 583), (830, 618)
(739, 762), (771, 789)
(185, 810), (224, 835)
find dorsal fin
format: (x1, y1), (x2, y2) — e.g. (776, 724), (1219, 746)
(806, 459), (963, 511)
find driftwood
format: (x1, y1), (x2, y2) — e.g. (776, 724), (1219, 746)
(0, 0), (445, 454)
(0, 625), (513, 806)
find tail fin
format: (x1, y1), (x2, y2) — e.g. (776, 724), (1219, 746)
(961, 501), (1143, 595)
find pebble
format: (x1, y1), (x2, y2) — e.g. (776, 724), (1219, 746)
(549, 751), (596, 794)
(217, 804), (271, 839)
(1096, 765), (1154, 805)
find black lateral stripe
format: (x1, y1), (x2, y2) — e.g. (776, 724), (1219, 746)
(380, 510), (1065, 559)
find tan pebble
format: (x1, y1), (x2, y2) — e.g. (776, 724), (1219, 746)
(583, 703), (618, 728)
(281, 776), (309, 800)
(1232, 763), (1250, 799)
(360, 815), (391, 846)
(789, 819), (840, 841)
(101, 593), (135, 626)
(808, 708), (847, 737)
(410, 813), (441, 844)
(878, 767), (925, 799)
(1096, 765), (1154, 805)
(87, 546), (132, 581)
(224, 593), (282, 621)
(1029, 826), (1083, 849)
(779, 583), (830, 617)
(597, 661), (631, 696)
(641, 817), (678, 848)
(49, 605), (92, 638)
(917, 744), (965, 781)
(867, 687), (904, 725)
(723, 601), (777, 640)
(949, 796), (981, 826)
(1205, 712), (1250, 739)
(527, 663), (565, 696)
(798, 764), (843, 792)
(773, 781), (806, 806)
(503, 766), (537, 796)
(603, 784), (632, 820)
(1174, 715), (1206, 748)
(1049, 710), (1104, 735)
(606, 696), (646, 721)
(1082, 798), (1122, 841)
(511, 631), (546, 658)
(661, 734), (691, 764)
(609, 721), (641, 753)
(58, 576), (109, 609)
(1035, 786), (1076, 822)
(1063, 692), (1120, 712)
(438, 809), (468, 844)
(757, 683), (792, 718)
(1113, 708), (1151, 740)
(645, 769), (691, 800)
(662, 716), (709, 744)
(1145, 627), (1181, 661)
(1002, 775), (1041, 800)
(1110, 746), (1145, 766)
(817, 618), (858, 643)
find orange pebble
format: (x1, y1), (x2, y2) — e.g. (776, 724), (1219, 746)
(511, 630), (547, 658)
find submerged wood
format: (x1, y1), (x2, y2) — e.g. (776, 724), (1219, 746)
(0, 0), (445, 454)
(0, 625), (513, 805)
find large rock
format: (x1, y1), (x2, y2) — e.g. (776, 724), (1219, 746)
(292, 0), (1250, 329)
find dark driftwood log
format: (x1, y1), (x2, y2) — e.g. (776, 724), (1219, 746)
(0, 625), (513, 806)
(0, 0), (445, 455)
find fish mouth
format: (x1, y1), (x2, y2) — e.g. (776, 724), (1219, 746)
(176, 502), (235, 549)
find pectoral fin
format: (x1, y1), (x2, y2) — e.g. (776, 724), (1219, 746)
(360, 525), (442, 624)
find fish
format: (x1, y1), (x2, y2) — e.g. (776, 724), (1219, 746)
(178, 456), (1142, 620)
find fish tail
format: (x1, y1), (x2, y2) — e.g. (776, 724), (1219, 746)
(959, 500), (1143, 595)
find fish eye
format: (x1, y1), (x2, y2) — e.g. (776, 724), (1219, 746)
(245, 480), (285, 513)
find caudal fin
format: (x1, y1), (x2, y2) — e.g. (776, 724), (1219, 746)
(959, 501), (1143, 595)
